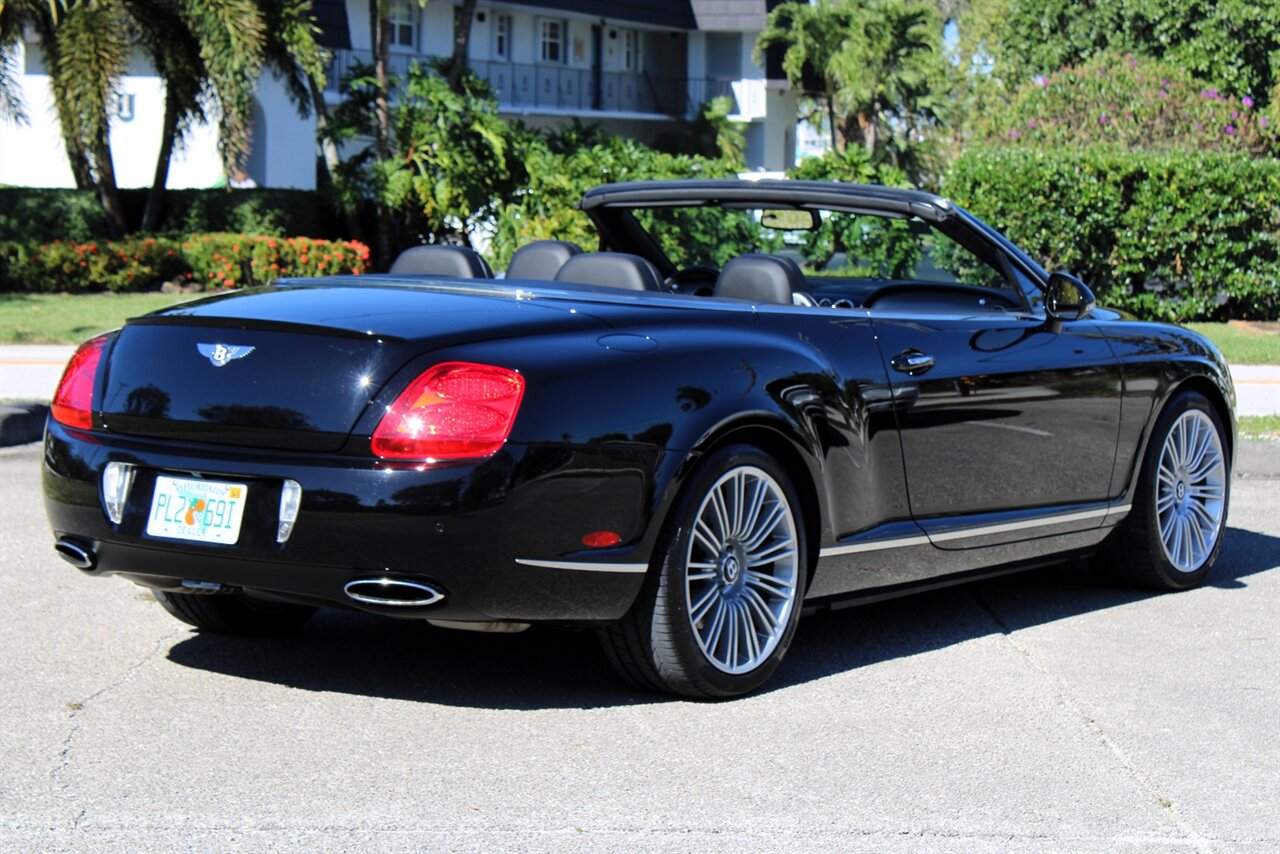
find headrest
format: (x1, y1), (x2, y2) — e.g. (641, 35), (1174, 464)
(389, 245), (493, 278)
(714, 254), (806, 305)
(553, 252), (664, 292)
(505, 240), (584, 280)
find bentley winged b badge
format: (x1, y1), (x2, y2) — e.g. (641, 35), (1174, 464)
(197, 343), (255, 367)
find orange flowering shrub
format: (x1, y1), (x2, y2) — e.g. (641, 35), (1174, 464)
(0, 233), (372, 293)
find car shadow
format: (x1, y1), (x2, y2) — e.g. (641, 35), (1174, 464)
(165, 526), (1279, 709)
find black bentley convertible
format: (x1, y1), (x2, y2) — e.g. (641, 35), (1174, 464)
(43, 180), (1235, 698)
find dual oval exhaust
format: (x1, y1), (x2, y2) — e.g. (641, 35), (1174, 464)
(53, 539), (464, 617)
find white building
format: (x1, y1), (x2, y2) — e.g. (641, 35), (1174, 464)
(0, 1), (798, 191)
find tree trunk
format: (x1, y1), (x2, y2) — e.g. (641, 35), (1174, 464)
(91, 122), (127, 238)
(308, 76), (366, 242)
(446, 0), (479, 92)
(63, 135), (95, 189)
(370, 0), (392, 266)
(141, 87), (181, 233)
(371, 0), (390, 160)
(826, 94), (841, 153)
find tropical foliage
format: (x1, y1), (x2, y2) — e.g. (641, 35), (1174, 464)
(757, 0), (947, 179)
(979, 53), (1277, 156)
(945, 146), (1280, 321)
(973, 0), (1280, 108)
(326, 62), (519, 255)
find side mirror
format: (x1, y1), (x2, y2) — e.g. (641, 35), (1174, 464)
(1045, 272), (1096, 323)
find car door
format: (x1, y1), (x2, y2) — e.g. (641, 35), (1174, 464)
(858, 218), (1124, 548)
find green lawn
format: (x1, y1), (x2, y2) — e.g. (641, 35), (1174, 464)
(1239, 414), (1280, 440)
(1185, 323), (1279, 365)
(0, 292), (196, 344)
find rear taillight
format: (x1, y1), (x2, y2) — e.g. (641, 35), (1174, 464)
(51, 335), (109, 430)
(371, 361), (525, 461)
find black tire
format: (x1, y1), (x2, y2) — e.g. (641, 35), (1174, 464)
(153, 589), (316, 635)
(1103, 389), (1230, 591)
(600, 444), (808, 699)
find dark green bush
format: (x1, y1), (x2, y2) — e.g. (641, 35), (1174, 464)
(944, 146), (1280, 321)
(0, 234), (370, 293)
(0, 187), (342, 242)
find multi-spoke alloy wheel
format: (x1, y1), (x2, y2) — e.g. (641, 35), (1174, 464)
(1155, 410), (1227, 573)
(685, 466), (799, 674)
(598, 444), (807, 698)
(1101, 390), (1230, 591)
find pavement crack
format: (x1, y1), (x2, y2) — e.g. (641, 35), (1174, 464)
(969, 588), (1216, 854)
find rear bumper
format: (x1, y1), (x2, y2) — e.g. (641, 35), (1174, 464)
(42, 420), (662, 622)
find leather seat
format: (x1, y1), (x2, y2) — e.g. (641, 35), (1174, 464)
(389, 245), (493, 278)
(713, 254), (806, 304)
(553, 252), (664, 292)
(506, 240), (583, 280)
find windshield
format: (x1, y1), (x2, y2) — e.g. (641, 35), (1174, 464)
(631, 205), (1012, 291)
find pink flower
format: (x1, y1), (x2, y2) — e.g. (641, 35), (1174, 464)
(1026, 119), (1038, 129)
(1224, 124), (1237, 135)
(1008, 129), (1021, 139)
(1099, 113), (1109, 124)
(1242, 95), (1254, 109)
(1159, 89), (1169, 99)
(1261, 117), (1270, 128)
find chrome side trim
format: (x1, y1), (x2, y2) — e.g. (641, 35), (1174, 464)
(1104, 504), (1133, 523)
(514, 559), (649, 573)
(928, 506), (1118, 543)
(819, 535), (931, 558)
(820, 505), (1131, 558)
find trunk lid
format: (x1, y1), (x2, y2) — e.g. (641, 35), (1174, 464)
(98, 282), (602, 451)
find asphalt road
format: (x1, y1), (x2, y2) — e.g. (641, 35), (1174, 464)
(2, 442), (1277, 852)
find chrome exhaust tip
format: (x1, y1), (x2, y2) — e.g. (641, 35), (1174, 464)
(343, 577), (445, 607)
(54, 538), (96, 572)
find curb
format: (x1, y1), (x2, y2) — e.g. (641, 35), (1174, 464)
(0, 403), (48, 447)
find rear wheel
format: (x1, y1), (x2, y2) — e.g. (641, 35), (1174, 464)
(153, 589), (316, 635)
(600, 444), (807, 698)
(1105, 390), (1230, 590)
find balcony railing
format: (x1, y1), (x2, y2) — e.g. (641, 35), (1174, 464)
(323, 49), (737, 118)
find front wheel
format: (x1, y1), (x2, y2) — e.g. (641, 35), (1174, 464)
(1104, 389), (1230, 590)
(600, 445), (807, 698)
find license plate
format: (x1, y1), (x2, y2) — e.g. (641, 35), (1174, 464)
(146, 475), (248, 545)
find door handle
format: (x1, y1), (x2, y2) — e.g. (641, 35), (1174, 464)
(891, 350), (935, 375)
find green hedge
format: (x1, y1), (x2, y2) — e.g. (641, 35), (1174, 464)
(944, 147), (1280, 321)
(0, 187), (343, 243)
(0, 234), (371, 293)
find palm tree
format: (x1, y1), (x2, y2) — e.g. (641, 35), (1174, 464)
(2, 1), (270, 235)
(756, 0), (854, 152)
(48, 1), (132, 235)
(134, 0), (267, 232)
(1, 1), (96, 189)
(757, 0), (944, 163)
(831, 0), (943, 159)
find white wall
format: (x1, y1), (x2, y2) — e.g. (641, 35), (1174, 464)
(251, 73), (317, 190)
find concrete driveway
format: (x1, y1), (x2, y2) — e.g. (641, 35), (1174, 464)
(1, 442), (1277, 851)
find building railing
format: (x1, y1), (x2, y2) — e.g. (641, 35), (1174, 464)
(323, 49), (738, 118)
